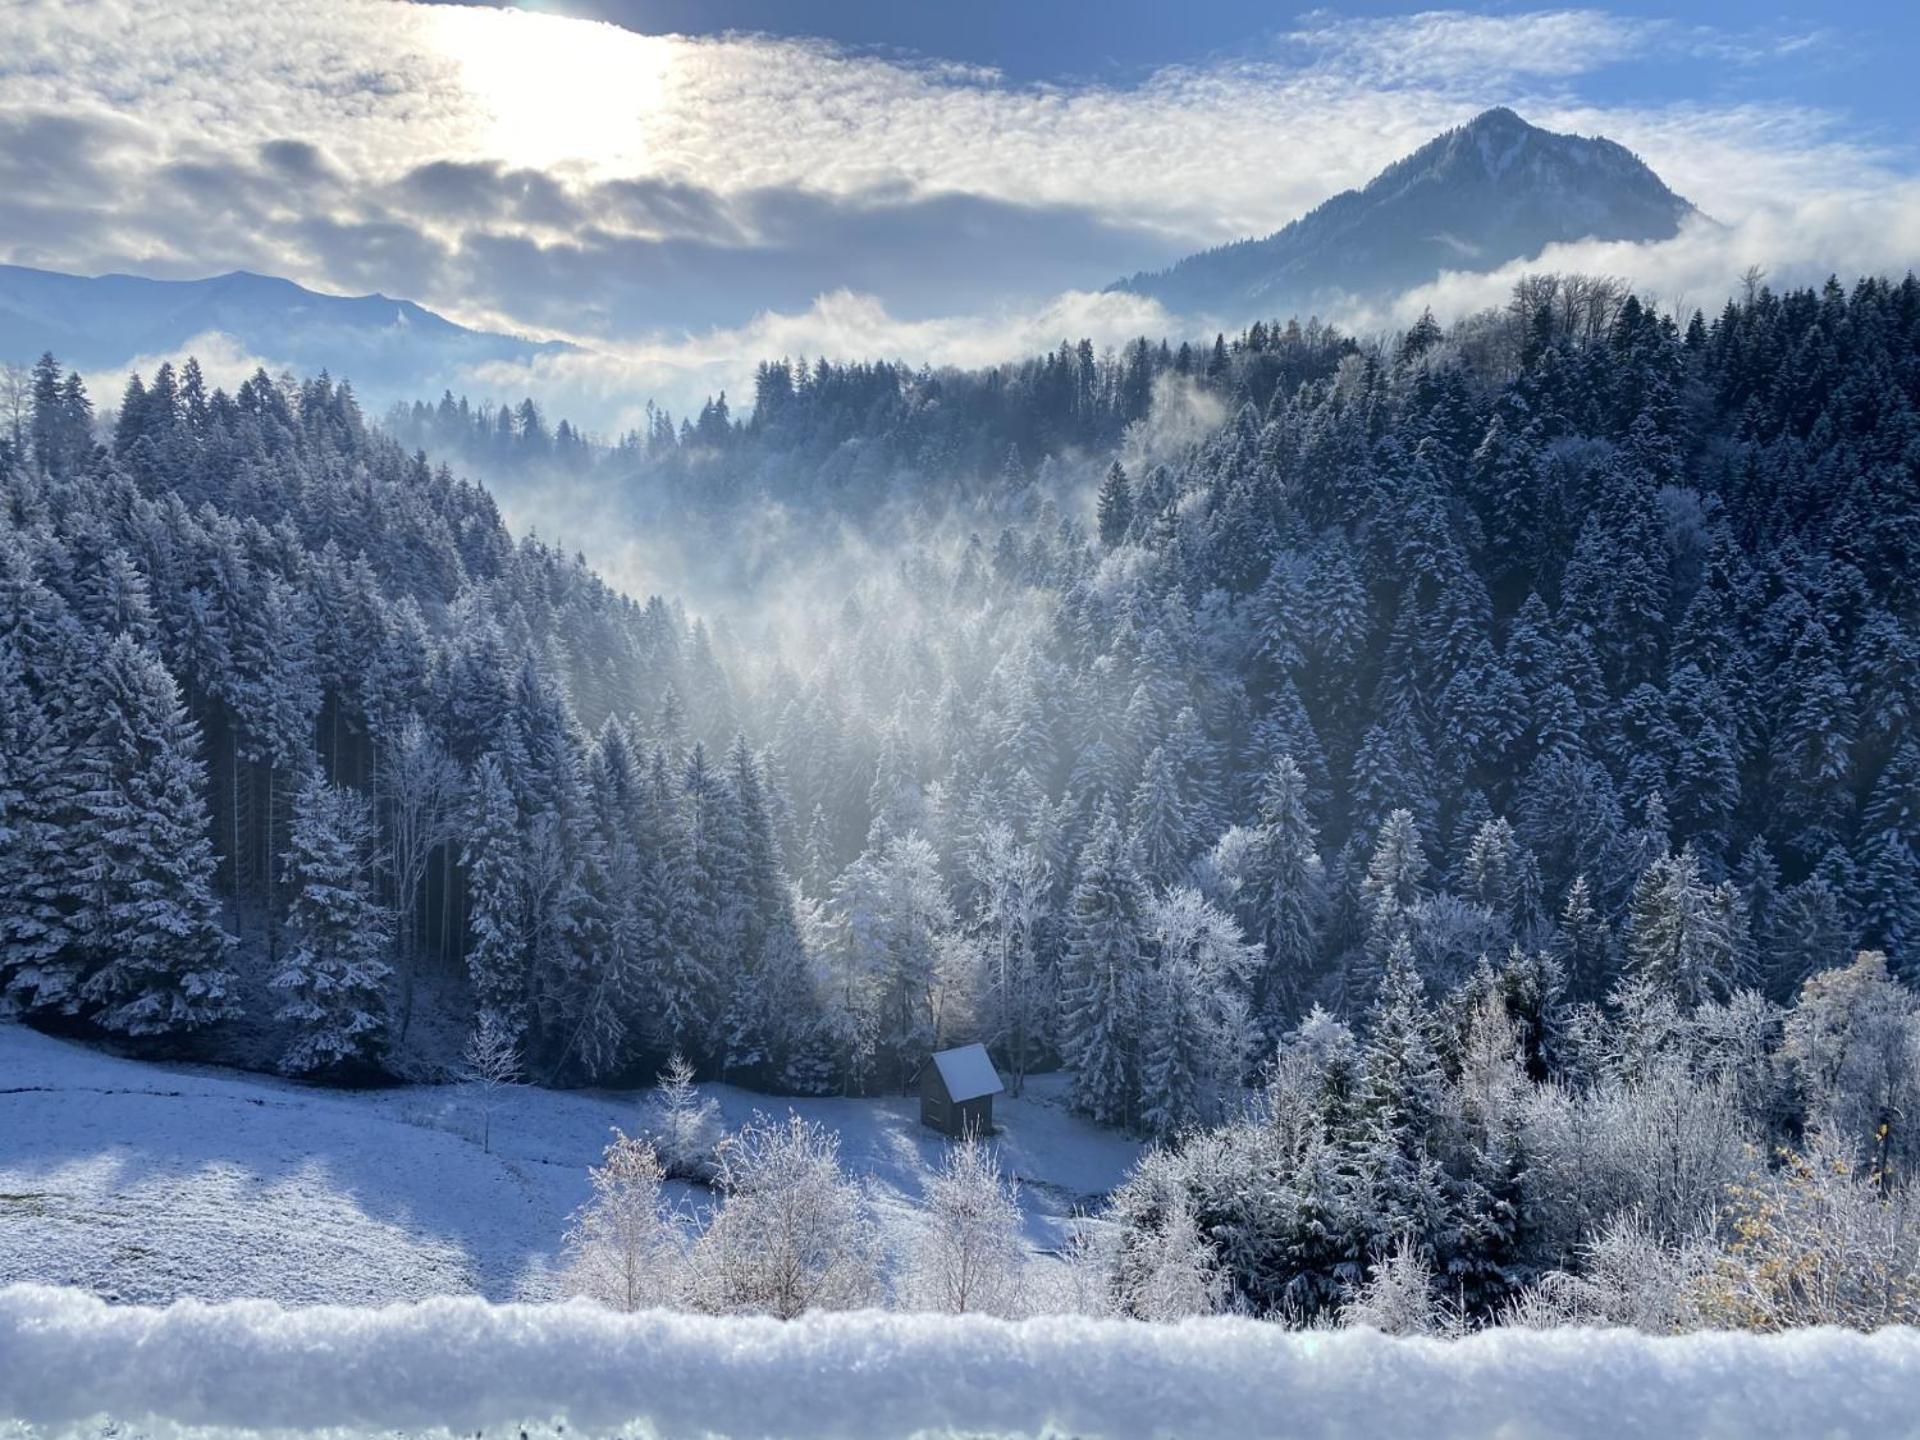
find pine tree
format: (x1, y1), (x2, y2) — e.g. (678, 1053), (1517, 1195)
(60, 637), (232, 1034)
(1095, 460), (1133, 547)
(1552, 874), (1614, 1002)
(1354, 935), (1454, 1256)
(0, 634), (81, 1012)
(1060, 808), (1143, 1127)
(1127, 744), (1189, 882)
(1626, 846), (1746, 1009)
(272, 774), (392, 1073)
(1358, 808), (1427, 1002)
(1247, 755), (1325, 1026)
(462, 752), (528, 1035)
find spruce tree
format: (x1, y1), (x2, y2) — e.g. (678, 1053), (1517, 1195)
(462, 752), (528, 1035)
(1248, 755), (1325, 1027)
(272, 774), (392, 1073)
(73, 636), (235, 1035)
(1626, 845), (1745, 1008)
(1060, 808), (1143, 1127)
(1095, 460), (1133, 547)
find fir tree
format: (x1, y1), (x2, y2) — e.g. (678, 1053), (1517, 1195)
(1060, 808), (1143, 1127)
(462, 752), (528, 1035)
(272, 774), (392, 1073)
(71, 636), (235, 1035)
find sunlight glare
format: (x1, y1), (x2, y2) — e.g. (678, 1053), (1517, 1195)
(423, 4), (672, 173)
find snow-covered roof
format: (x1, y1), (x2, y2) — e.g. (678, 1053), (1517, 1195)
(931, 1044), (1003, 1102)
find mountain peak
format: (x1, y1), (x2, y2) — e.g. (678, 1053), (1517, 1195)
(1112, 110), (1693, 322)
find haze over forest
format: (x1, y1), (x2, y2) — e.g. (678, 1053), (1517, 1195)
(2, 3), (1920, 1433)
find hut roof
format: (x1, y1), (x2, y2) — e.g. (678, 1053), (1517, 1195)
(931, 1043), (1004, 1102)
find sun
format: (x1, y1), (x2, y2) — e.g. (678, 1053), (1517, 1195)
(423, 3), (673, 174)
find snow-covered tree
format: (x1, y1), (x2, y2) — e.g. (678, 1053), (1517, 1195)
(1060, 809), (1144, 1126)
(1627, 846), (1746, 1008)
(462, 753), (527, 1035)
(459, 1008), (522, 1153)
(381, 714), (458, 1035)
(271, 773), (391, 1073)
(641, 1052), (723, 1181)
(968, 821), (1050, 1093)
(72, 636), (235, 1035)
(1137, 887), (1257, 1139)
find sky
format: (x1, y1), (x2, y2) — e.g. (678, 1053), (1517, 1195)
(2, 0), (1916, 429)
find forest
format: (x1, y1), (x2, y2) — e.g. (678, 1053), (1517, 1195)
(3, 271), (1918, 1326)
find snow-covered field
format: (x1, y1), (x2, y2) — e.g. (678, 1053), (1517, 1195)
(0, 1023), (1140, 1306)
(6, 1283), (1920, 1440)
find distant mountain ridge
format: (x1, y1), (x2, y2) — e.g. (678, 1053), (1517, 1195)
(1112, 107), (1696, 322)
(0, 265), (567, 400)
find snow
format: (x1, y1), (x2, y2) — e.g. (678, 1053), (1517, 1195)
(930, 1042), (1003, 1102)
(4, 1284), (1919, 1440)
(0, 1023), (1138, 1305)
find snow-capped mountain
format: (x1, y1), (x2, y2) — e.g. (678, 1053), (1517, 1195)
(1112, 107), (1697, 322)
(0, 265), (567, 400)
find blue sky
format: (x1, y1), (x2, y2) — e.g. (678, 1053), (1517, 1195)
(469, 0), (1918, 139)
(449, 0), (1904, 105)
(3, 0), (1916, 426)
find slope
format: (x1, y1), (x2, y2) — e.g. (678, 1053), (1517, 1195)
(0, 265), (567, 404)
(0, 1023), (1139, 1306)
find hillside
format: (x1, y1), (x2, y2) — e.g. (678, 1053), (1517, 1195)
(1113, 108), (1696, 320)
(4, 272), (1919, 1329)
(0, 264), (567, 404)
(0, 1023), (1139, 1305)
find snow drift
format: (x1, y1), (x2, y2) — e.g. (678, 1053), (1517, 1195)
(3, 1284), (1918, 1440)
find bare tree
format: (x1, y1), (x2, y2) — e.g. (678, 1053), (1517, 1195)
(460, 1009), (522, 1154)
(382, 715), (459, 1037)
(0, 362), (28, 454)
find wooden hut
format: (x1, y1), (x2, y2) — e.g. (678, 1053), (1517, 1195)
(919, 1043), (1005, 1138)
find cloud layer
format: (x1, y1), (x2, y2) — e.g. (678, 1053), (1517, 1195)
(0, 1), (1910, 424)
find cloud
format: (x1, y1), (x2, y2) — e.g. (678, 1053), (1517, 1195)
(1282, 9), (1656, 86)
(77, 330), (286, 403)
(1376, 194), (1920, 335)
(0, 0), (1909, 430)
(1279, 10), (1831, 90)
(461, 287), (1180, 433)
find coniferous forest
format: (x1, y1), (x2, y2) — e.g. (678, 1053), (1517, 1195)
(5, 273), (1920, 1325)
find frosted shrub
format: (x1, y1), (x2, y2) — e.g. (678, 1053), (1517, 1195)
(1113, 1187), (1226, 1322)
(1503, 1211), (1714, 1333)
(1341, 1235), (1460, 1336)
(686, 1113), (880, 1318)
(906, 1137), (1028, 1316)
(1703, 1135), (1920, 1330)
(1780, 952), (1920, 1180)
(562, 1130), (685, 1312)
